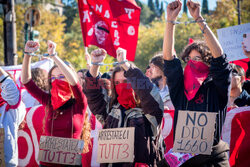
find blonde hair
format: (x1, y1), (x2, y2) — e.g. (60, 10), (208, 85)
(81, 111), (91, 153)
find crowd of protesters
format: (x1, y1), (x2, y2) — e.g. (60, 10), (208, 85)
(0, 0), (249, 167)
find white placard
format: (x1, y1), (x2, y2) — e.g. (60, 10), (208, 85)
(97, 127), (135, 163)
(173, 110), (217, 155)
(217, 23), (250, 61)
(38, 136), (84, 165)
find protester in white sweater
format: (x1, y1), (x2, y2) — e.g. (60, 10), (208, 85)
(0, 67), (26, 167)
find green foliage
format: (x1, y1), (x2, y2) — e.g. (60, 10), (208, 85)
(63, 0), (78, 33)
(183, 0), (187, 14)
(139, 3), (154, 25)
(202, 0), (209, 14)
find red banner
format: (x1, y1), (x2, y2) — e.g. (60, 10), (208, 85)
(162, 110), (175, 153)
(78, 0), (141, 61)
(222, 106), (250, 167)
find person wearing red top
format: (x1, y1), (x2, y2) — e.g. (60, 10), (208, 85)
(21, 40), (90, 167)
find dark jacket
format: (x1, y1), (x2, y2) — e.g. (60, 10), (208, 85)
(242, 80), (250, 95)
(164, 55), (232, 145)
(234, 89), (250, 107)
(84, 67), (164, 167)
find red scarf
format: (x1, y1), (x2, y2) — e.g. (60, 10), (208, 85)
(184, 60), (209, 101)
(51, 79), (72, 110)
(115, 83), (136, 109)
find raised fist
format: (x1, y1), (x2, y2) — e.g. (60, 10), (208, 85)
(116, 47), (127, 63)
(47, 40), (57, 55)
(167, 0), (182, 21)
(25, 41), (40, 53)
(90, 48), (106, 64)
(187, 0), (202, 20)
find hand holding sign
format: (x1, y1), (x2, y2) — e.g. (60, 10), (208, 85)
(25, 41), (40, 53)
(91, 49), (106, 64)
(187, 0), (202, 21)
(167, 0), (182, 21)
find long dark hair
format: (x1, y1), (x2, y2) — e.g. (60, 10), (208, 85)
(109, 64), (141, 109)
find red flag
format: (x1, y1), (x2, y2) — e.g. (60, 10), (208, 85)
(78, 0), (141, 61)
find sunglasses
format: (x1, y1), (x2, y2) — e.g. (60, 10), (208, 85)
(51, 75), (65, 81)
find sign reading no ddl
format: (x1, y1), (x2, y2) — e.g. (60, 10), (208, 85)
(97, 127), (135, 163)
(38, 136), (84, 165)
(173, 110), (217, 155)
(217, 23), (250, 62)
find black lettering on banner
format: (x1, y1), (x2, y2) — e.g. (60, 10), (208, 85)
(198, 113), (208, 127)
(186, 112), (196, 126)
(191, 140), (198, 152)
(199, 141), (208, 153)
(181, 126), (190, 138)
(184, 140), (191, 151)
(176, 140), (184, 151)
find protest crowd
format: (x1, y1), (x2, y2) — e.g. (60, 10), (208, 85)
(0, 0), (250, 167)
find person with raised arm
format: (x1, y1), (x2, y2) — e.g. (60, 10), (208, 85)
(0, 67), (26, 167)
(84, 47), (163, 166)
(21, 40), (90, 167)
(162, 0), (231, 166)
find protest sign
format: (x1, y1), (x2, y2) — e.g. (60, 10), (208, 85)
(173, 110), (217, 155)
(0, 128), (5, 167)
(97, 127), (135, 163)
(38, 136), (84, 165)
(217, 23), (250, 61)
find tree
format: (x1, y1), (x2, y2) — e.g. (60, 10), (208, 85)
(183, 0), (187, 14)
(63, 0), (78, 33)
(202, 0), (209, 14)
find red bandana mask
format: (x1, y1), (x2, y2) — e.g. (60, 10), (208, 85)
(184, 60), (209, 101)
(115, 83), (136, 109)
(51, 79), (72, 110)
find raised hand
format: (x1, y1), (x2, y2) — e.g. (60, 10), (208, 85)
(116, 47), (127, 63)
(47, 40), (57, 55)
(167, 0), (182, 21)
(90, 48), (106, 64)
(25, 41), (40, 53)
(187, 0), (202, 20)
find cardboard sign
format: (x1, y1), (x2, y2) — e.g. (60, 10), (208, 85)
(217, 23), (250, 61)
(97, 127), (135, 163)
(173, 110), (217, 155)
(0, 128), (5, 167)
(38, 136), (84, 165)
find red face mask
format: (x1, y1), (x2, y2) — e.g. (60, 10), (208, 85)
(51, 79), (72, 110)
(115, 83), (136, 109)
(184, 60), (209, 101)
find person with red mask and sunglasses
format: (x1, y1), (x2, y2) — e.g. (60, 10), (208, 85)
(21, 40), (90, 167)
(161, 0), (232, 166)
(84, 48), (163, 167)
